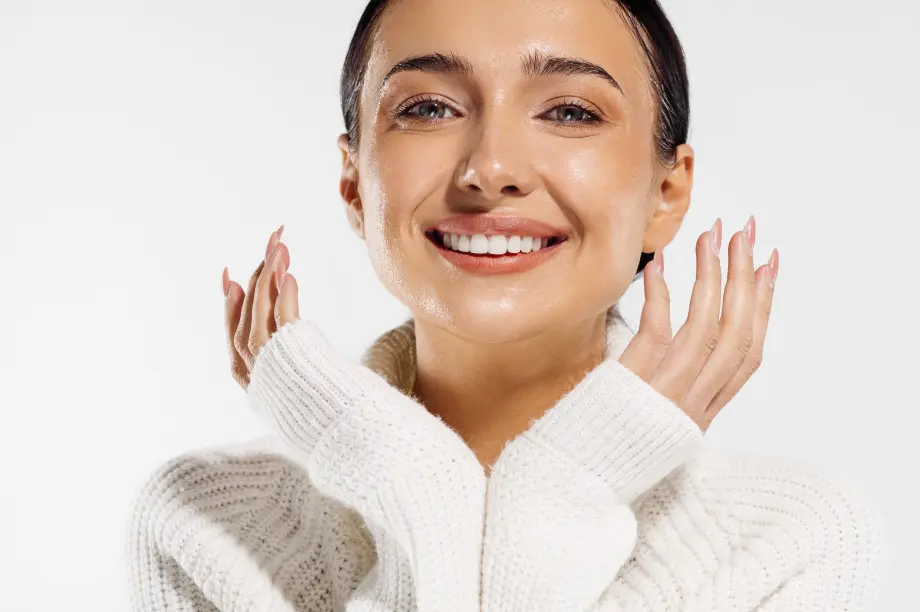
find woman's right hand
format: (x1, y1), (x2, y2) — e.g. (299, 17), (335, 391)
(221, 225), (300, 390)
(618, 216), (779, 432)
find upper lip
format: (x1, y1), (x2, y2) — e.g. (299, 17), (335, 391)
(428, 214), (569, 238)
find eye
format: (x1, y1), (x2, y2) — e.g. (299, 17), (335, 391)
(396, 97), (459, 122)
(541, 100), (603, 125)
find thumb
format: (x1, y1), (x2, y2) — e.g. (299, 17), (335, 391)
(274, 272), (300, 329)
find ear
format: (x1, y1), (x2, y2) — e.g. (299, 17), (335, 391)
(338, 133), (365, 241)
(642, 143), (694, 252)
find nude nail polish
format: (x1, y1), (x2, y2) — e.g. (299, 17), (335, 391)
(710, 218), (722, 256)
(743, 216), (756, 255)
(265, 231), (278, 263)
(768, 248), (779, 289)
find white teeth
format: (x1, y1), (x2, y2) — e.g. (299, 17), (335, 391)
(436, 232), (558, 255)
(488, 235), (508, 255)
(469, 234), (489, 254)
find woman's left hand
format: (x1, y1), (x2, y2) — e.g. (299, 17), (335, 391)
(221, 225), (298, 390)
(618, 217), (779, 432)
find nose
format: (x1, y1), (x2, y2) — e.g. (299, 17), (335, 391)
(455, 116), (539, 200)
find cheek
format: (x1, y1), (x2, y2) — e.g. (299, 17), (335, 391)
(362, 134), (458, 237)
(357, 135), (458, 291)
(544, 142), (652, 249)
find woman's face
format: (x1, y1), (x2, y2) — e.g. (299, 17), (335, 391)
(342, 0), (691, 341)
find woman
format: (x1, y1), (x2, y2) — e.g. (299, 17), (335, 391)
(126, 0), (884, 610)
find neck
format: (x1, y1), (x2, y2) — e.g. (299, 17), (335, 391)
(411, 312), (609, 472)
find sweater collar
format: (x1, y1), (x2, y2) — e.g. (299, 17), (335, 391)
(360, 305), (636, 396)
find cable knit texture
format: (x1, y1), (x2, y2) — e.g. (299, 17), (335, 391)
(125, 306), (885, 611)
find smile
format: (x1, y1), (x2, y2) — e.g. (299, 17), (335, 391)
(425, 229), (568, 275)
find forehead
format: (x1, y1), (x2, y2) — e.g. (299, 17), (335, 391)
(364, 0), (649, 93)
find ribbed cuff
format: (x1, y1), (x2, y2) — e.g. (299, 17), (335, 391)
(247, 318), (429, 457)
(247, 318), (481, 473)
(247, 318), (361, 453)
(526, 358), (703, 502)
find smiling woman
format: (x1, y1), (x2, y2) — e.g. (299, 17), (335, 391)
(126, 0), (884, 611)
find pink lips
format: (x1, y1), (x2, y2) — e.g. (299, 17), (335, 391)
(425, 214), (570, 276)
(428, 214), (569, 238)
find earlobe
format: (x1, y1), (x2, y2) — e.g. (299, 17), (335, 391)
(346, 198), (366, 240)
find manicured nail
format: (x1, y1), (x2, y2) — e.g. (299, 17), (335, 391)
(655, 250), (664, 275)
(222, 267), (230, 297)
(276, 224), (285, 240)
(278, 271), (288, 290)
(710, 218), (722, 257)
(768, 248), (779, 289)
(742, 215), (756, 256)
(265, 230), (278, 263)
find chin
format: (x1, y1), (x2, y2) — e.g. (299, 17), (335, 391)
(413, 288), (573, 344)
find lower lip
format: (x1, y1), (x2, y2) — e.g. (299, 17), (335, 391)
(427, 235), (567, 275)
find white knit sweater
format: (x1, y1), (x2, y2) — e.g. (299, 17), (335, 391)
(125, 308), (885, 611)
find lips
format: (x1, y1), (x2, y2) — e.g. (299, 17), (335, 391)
(427, 214), (570, 238)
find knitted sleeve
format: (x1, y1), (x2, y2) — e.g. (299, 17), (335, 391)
(694, 452), (886, 611)
(479, 357), (704, 611)
(125, 446), (375, 611)
(245, 318), (488, 612)
(478, 357), (886, 612)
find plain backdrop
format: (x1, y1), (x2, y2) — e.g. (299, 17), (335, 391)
(2, 0), (917, 609)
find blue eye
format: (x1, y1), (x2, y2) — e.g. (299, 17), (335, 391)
(398, 99), (458, 121)
(544, 103), (602, 124)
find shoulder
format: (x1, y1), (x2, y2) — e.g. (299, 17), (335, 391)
(620, 445), (885, 609)
(125, 436), (374, 609)
(675, 446), (886, 549)
(129, 435), (321, 529)
(127, 434), (372, 543)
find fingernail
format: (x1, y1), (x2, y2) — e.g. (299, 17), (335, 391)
(655, 250), (664, 275)
(710, 218), (722, 257)
(222, 267), (230, 297)
(265, 230), (278, 263)
(278, 271), (288, 290)
(768, 248), (779, 289)
(743, 215), (756, 256)
(275, 266), (285, 290)
(277, 224), (285, 240)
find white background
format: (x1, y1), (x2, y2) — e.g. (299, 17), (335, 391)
(2, 0), (917, 609)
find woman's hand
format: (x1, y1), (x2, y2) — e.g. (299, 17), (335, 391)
(221, 225), (300, 390)
(619, 216), (779, 432)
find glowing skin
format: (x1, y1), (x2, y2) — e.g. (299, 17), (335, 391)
(338, 0), (695, 468)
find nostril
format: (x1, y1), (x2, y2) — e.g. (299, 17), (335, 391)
(501, 185), (520, 195)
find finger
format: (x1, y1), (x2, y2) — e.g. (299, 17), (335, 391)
(685, 218), (757, 417)
(706, 248), (778, 420)
(235, 259), (266, 371)
(651, 220), (723, 407)
(249, 241), (290, 361)
(274, 272), (300, 329)
(618, 250), (672, 382)
(224, 275), (250, 389)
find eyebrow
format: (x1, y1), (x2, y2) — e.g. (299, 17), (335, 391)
(379, 49), (624, 96)
(380, 52), (474, 89)
(521, 49), (624, 96)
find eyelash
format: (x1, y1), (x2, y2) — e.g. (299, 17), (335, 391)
(393, 95), (605, 126)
